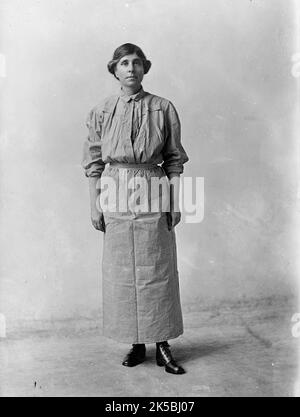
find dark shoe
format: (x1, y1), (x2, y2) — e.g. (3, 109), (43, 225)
(122, 344), (146, 367)
(156, 341), (185, 374)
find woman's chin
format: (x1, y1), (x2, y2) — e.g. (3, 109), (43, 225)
(125, 79), (141, 87)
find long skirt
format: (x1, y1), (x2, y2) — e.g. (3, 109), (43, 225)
(100, 165), (184, 344)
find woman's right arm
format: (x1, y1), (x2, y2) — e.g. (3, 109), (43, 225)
(89, 177), (105, 231)
(82, 108), (106, 232)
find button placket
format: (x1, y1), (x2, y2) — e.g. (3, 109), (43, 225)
(126, 100), (136, 162)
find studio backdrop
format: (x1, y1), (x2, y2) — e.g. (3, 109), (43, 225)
(0, 0), (297, 325)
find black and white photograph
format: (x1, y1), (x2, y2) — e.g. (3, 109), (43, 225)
(0, 0), (299, 399)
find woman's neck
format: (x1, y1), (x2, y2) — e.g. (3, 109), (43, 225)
(121, 85), (142, 96)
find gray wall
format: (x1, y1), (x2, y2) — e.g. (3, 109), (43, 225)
(0, 0), (297, 322)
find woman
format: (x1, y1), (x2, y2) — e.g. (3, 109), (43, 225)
(82, 43), (189, 375)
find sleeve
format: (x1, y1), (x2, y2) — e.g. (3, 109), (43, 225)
(81, 107), (105, 178)
(161, 101), (189, 177)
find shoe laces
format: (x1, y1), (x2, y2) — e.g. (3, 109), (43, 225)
(157, 343), (172, 362)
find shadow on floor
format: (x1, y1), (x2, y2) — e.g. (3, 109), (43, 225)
(175, 341), (236, 363)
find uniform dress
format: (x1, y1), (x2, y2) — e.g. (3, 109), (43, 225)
(82, 86), (189, 344)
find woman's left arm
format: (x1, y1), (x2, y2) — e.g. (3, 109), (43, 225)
(162, 102), (189, 229)
(168, 173), (181, 230)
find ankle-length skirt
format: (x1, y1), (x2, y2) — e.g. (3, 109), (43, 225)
(100, 165), (184, 344)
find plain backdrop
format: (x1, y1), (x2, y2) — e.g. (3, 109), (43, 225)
(0, 0), (297, 322)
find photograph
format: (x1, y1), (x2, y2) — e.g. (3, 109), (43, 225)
(0, 0), (299, 399)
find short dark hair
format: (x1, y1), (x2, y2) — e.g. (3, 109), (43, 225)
(107, 43), (151, 78)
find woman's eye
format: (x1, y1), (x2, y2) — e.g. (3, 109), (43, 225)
(119, 60), (142, 67)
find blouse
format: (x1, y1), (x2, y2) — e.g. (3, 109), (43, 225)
(82, 86), (189, 178)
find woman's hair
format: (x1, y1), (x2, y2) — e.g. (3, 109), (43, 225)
(107, 43), (152, 78)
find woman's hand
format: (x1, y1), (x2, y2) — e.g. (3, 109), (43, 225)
(167, 210), (181, 230)
(89, 177), (105, 232)
(91, 208), (105, 232)
(167, 173), (181, 230)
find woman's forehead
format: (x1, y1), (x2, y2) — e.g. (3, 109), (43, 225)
(119, 53), (141, 61)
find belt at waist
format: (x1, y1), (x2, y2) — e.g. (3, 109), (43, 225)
(109, 162), (160, 170)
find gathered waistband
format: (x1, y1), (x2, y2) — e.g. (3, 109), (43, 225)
(109, 162), (160, 170)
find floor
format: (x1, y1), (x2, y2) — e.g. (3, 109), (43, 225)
(0, 296), (298, 397)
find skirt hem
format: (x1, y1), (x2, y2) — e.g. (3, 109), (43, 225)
(102, 329), (184, 345)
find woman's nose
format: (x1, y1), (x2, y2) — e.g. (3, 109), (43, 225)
(127, 62), (134, 71)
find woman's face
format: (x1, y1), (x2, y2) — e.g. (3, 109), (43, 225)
(114, 53), (144, 90)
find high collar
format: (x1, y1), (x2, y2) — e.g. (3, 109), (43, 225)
(119, 86), (146, 103)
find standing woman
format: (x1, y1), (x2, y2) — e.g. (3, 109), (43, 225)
(82, 43), (189, 375)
